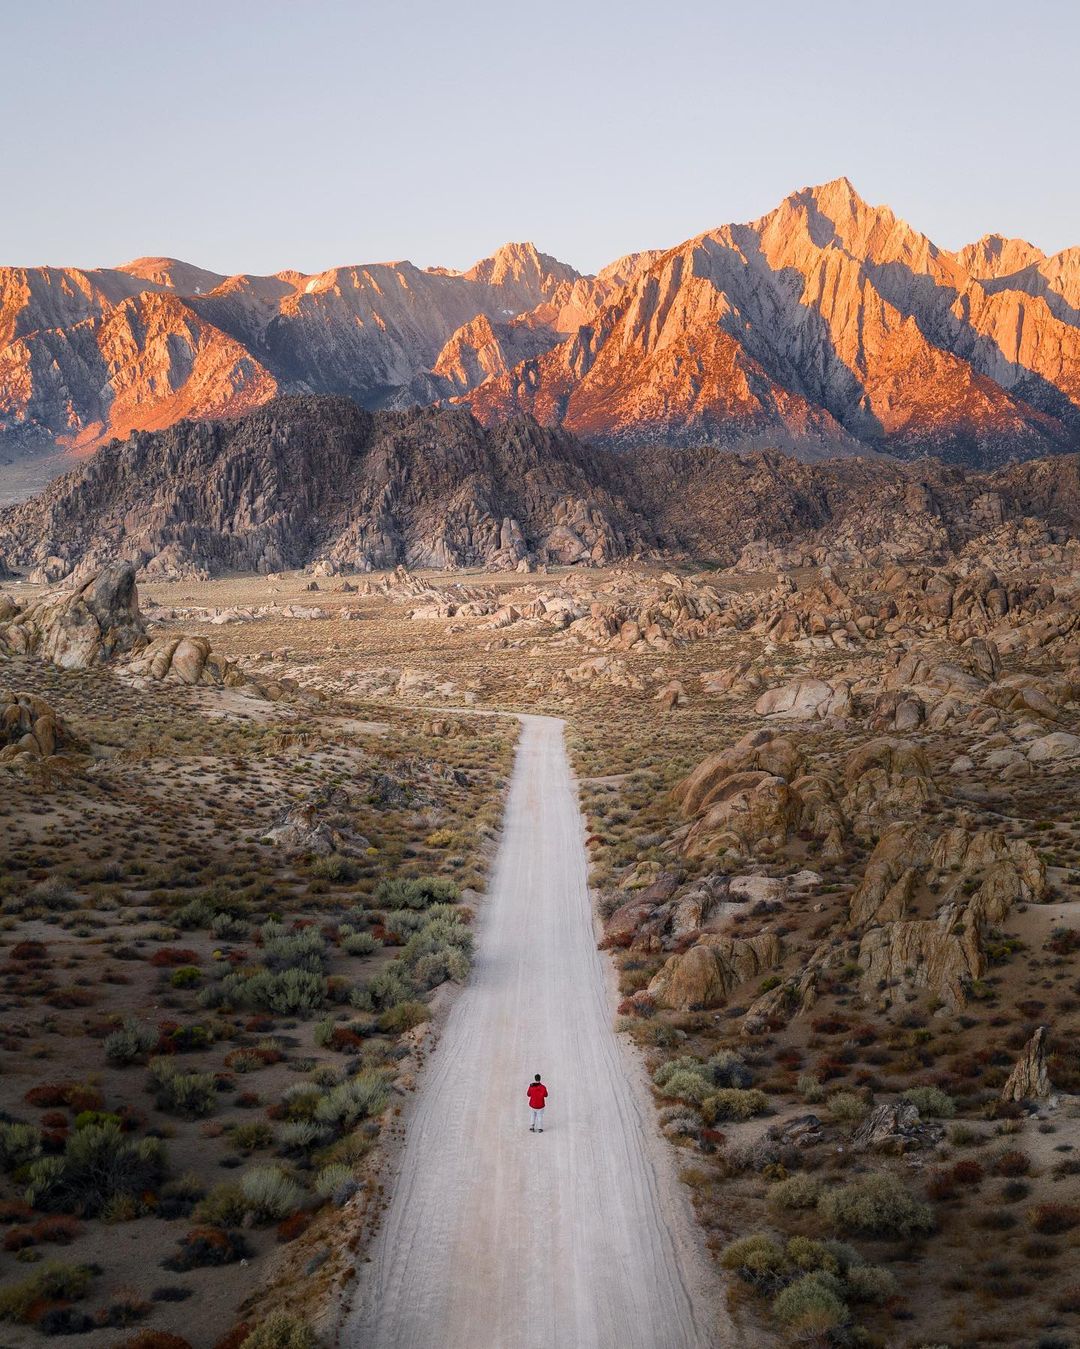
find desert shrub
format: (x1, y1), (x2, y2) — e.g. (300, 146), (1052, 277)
(260, 924), (327, 974)
(278, 1122), (328, 1154)
(769, 1173), (824, 1211)
(24, 1123), (165, 1216)
(1028, 1203), (1080, 1235)
(239, 1167), (304, 1223)
(901, 1085), (956, 1118)
(994, 1149), (1032, 1177)
(701, 1089), (768, 1123)
(313, 1071), (391, 1130)
(378, 999), (430, 1033)
(208, 913), (247, 942)
(163, 1226), (250, 1270)
(720, 1234), (788, 1286)
(0, 1122), (42, 1172)
(238, 1312), (316, 1349)
(818, 1171), (934, 1238)
(374, 876), (459, 911)
(655, 1067), (714, 1106)
(797, 1073), (826, 1103)
(212, 968), (327, 1014)
(193, 1183), (247, 1227)
(340, 929), (381, 957)
(845, 1262), (897, 1302)
(366, 963), (416, 1011)
(653, 1053), (752, 1104)
(411, 947), (470, 990)
(771, 1272), (848, 1335)
(105, 1016), (159, 1065)
(952, 1159), (984, 1186)
(309, 854), (357, 883)
(827, 1092), (869, 1124)
(231, 1122), (274, 1153)
(148, 1059), (217, 1117)
(0, 1260), (96, 1323)
(314, 1163), (357, 1205)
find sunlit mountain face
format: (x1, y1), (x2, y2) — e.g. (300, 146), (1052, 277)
(2, 181), (1079, 470)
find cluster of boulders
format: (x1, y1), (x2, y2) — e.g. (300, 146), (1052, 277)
(0, 564), (146, 668)
(0, 690), (68, 763)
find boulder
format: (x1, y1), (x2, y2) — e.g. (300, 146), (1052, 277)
(841, 737), (936, 834)
(647, 933), (782, 1010)
(851, 1101), (944, 1152)
(754, 678), (851, 720)
(1001, 1026), (1051, 1102)
(0, 563), (146, 668)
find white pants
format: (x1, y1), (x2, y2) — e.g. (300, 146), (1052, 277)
(531, 1108), (545, 1130)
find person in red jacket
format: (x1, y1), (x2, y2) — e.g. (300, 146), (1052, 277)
(527, 1074), (548, 1132)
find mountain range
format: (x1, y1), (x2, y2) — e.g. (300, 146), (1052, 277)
(1, 396), (1076, 581)
(3, 178), (1079, 472)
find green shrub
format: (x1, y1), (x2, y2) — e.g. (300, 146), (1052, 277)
(313, 1071), (392, 1129)
(797, 1072), (826, 1104)
(148, 1059), (217, 1117)
(0, 1261), (96, 1323)
(211, 911), (249, 940)
(212, 967), (327, 1014)
(845, 1262), (898, 1302)
(231, 1122), (274, 1152)
(194, 1182), (247, 1227)
(818, 1171), (935, 1238)
(0, 1121), (42, 1172)
(901, 1086), (956, 1118)
(24, 1123), (165, 1216)
(785, 1236), (844, 1274)
(701, 1089), (768, 1123)
(239, 1166), (304, 1223)
(378, 1000), (430, 1033)
(340, 928), (381, 957)
(827, 1091), (870, 1124)
(314, 1162), (356, 1204)
(771, 1272), (848, 1335)
(171, 965), (202, 988)
(411, 947), (471, 990)
(278, 1122), (328, 1153)
(104, 1016), (158, 1065)
(374, 876), (459, 910)
(239, 1311), (317, 1349)
(261, 924), (327, 974)
(367, 963), (416, 1011)
(720, 1234), (787, 1285)
(769, 1173), (824, 1211)
(310, 853), (358, 883)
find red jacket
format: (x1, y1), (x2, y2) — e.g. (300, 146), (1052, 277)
(527, 1082), (548, 1109)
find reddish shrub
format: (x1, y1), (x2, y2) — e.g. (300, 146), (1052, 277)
(952, 1160), (985, 1186)
(150, 948), (200, 968)
(212, 1324), (252, 1349)
(276, 1211), (311, 1243)
(40, 1111), (68, 1130)
(3, 1225), (36, 1251)
(49, 987), (96, 1009)
(33, 1215), (81, 1244)
(994, 1150), (1032, 1177)
(812, 1017), (850, 1036)
(66, 1084), (105, 1113)
(1029, 1203), (1080, 1235)
(163, 1226), (250, 1271)
(235, 1092), (260, 1109)
(24, 1082), (73, 1109)
(926, 1169), (957, 1202)
(265, 1103), (288, 1121)
(244, 1015), (274, 1033)
(330, 1028), (365, 1051)
(9, 941), (50, 963)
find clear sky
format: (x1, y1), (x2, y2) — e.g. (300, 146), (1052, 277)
(2, 0), (1077, 276)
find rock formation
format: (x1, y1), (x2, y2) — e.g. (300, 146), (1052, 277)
(1000, 1026), (1052, 1101)
(0, 563), (145, 667)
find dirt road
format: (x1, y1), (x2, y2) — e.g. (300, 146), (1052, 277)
(346, 714), (722, 1348)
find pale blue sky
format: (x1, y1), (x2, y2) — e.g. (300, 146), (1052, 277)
(2, 0), (1077, 276)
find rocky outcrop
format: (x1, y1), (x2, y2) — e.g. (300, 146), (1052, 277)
(123, 635), (248, 688)
(647, 933), (783, 1010)
(841, 738), (937, 835)
(851, 1101), (945, 1153)
(0, 563), (145, 667)
(1001, 1026), (1051, 1102)
(0, 690), (68, 762)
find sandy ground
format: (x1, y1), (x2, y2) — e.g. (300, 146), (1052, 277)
(345, 714), (726, 1349)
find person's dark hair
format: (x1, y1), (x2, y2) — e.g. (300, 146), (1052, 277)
(534, 1074), (541, 1082)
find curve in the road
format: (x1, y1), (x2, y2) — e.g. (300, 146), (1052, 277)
(345, 714), (723, 1349)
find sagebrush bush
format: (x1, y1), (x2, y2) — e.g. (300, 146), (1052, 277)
(148, 1060), (217, 1117)
(366, 963), (416, 1011)
(211, 967), (327, 1014)
(0, 1260), (96, 1323)
(239, 1312), (317, 1349)
(339, 928), (381, 957)
(818, 1171), (934, 1238)
(701, 1089), (768, 1123)
(901, 1085), (956, 1118)
(260, 924), (327, 974)
(0, 1122), (42, 1172)
(24, 1123), (165, 1217)
(768, 1173), (823, 1211)
(374, 876), (459, 911)
(720, 1234), (788, 1285)
(771, 1272), (847, 1335)
(239, 1167), (304, 1224)
(797, 1073), (826, 1103)
(193, 1183), (247, 1227)
(844, 1262), (897, 1302)
(105, 1016), (159, 1065)
(827, 1091), (869, 1124)
(313, 1071), (391, 1129)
